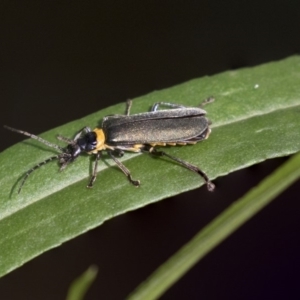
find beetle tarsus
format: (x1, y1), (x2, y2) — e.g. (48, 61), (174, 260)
(206, 181), (215, 192)
(200, 97), (214, 107)
(128, 175), (140, 187)
(87, 176), (96, 188)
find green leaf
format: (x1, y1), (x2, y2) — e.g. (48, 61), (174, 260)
(126, 151), (300, 300)
(0, 56), (300, 277)
(66, 265), (98, 300)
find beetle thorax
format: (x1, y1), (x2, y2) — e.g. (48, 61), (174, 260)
(90, 128), (106, 153)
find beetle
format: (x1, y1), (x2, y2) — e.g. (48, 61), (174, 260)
(4, 99), (215, 193)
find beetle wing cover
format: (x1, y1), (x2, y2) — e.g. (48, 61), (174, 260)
(102, 108), (209, 145)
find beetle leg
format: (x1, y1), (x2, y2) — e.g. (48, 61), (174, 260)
(57, 126), (92, 144)
(74, 127), (92, 140)
(87, 151), (101, 188)
(148, 147), (215, 191)
(107, 150), (140, 186)
(151, 97), (214, 111)
(125, 99), (133, 116)
(199, 97), (214, 107)
(112, 149), (125, 157)
(151, 102), (186, 112)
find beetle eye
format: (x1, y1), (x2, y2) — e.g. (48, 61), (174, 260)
(85, 132), (97, 143)
(84, 132), (97, 150)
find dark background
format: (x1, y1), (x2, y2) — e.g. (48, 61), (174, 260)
(1, 1), (300, 299)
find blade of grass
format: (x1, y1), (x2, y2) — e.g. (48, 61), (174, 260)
(66, 265), (98, 300)
(127, 152), (300, 300)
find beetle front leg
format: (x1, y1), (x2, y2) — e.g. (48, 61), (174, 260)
(74, 127), (92, 141)
(57, 127), (92, 144)
(87, 151), (101, 188)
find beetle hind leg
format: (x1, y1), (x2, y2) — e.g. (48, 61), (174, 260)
(151, 102), (186, 112)
(148, 147), (215, 191)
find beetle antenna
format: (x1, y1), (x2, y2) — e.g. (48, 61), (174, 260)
(18, 155), (59, 194)
(4, 125), (70, 193)
(4, 125), (65, 152)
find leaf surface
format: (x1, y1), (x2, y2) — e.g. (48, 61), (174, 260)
(0, 56), (300, 276)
